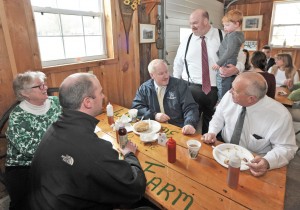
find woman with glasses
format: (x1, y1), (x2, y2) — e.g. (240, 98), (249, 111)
(268, 53), (299, 89)
(5, 71), (61, 210)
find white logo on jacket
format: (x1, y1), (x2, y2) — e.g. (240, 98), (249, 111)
(167, 91), (176, 100)
(61, 154), (74, 166)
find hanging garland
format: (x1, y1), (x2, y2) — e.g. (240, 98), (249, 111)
(123, 0), (141, 10)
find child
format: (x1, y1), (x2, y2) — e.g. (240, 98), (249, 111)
(212, 9), (245, 101)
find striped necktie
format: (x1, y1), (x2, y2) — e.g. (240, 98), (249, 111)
(201, 36), (211, 95)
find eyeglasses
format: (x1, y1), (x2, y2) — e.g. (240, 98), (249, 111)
(31, 83), (47, 90)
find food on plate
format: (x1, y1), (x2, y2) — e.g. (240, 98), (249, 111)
(224, 159), (229, 165)
(134, 121), (149, 132)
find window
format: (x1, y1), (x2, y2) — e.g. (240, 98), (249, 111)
(270, 1), (300, 48)
(30, 0), (107, 67)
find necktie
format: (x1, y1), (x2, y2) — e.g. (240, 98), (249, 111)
(201, 36), (211, 95)
(231, 107), (246, 145)
(157, 86), (165, 113)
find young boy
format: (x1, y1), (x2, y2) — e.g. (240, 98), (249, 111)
(212, 9), (245, 101)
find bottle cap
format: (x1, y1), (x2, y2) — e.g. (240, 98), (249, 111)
(168, 137), (176, 145)
(229, 154), (241, 168)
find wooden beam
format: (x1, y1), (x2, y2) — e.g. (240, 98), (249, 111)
(0, 0), (18, 78)
(141, 0), (160, 15)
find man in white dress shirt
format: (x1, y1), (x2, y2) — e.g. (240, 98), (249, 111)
(202, 72), (298, 176)
(173, 8), (244, 134)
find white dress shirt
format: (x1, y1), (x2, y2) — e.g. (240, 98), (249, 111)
(208, 91), (298, 169)
(173, 26), (245, 86)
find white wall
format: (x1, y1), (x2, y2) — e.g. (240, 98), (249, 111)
(164, 0), (224, 75)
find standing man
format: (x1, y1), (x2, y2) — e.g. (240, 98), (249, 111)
(30, 73), (146, 209)
(202, 72), (298, 176)
(132, 59), (199, 135)
(262, 45), (275, 71)
(173, 8), (244, 134)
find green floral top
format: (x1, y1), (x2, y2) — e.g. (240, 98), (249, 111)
(5, 96), (61, 166)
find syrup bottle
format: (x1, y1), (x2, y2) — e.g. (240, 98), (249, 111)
(118, 124), (128, 149)
(167, 137), (176, 163)
(106, 102), (114, 125)
(227, 154), (241, 189)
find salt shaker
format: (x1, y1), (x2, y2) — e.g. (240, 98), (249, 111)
(227, 154), (241, 189)
(158, 133), (167, 146)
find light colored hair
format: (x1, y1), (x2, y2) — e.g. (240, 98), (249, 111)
(59, 73), (97, 110)
(240, 72), (267, 100)
(270, 53), (295, 79)
(222, 9), (243, 25)
(148, 59), (168, 74)
(13, 71), (46, 101)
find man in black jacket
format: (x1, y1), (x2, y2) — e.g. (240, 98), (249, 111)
(29, 73), (146, 210)
(262, 45), (275, 71)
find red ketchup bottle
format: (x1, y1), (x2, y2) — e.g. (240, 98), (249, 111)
(167, 137), (176, 163)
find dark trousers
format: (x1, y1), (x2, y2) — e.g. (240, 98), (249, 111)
(4, 166), (30, 210)
(188, 84), (218, 134)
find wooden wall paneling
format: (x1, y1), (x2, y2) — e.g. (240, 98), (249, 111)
(23, 0), (42, 70)
(121, 11), (140, 108)
(0, 0), (15, 117)
(150, 7), (158, 61)
(5, 0), (35, 73)
(117, 0), (137, 107)
(138, 6), (152, 85)
(259, 2), (273, 48)
(0, 0), (17, 78)
(104, 0), (117, 59)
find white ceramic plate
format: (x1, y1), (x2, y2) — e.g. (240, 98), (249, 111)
(212, 143), (254, 171)
(140, 133), (159, 143)
(133, 120), (161, 135)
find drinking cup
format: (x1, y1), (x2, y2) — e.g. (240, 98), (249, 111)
(186, 140), (201, 159)
(128, 109), (138, 122)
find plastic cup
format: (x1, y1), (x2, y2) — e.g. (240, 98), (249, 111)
(128, 109), (138, 122)
(186, 140), (201, 159)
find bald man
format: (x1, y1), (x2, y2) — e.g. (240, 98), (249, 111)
(173, 8), (244, 134)
(30, 73), (146, 209)
(202, 72), (298, 176)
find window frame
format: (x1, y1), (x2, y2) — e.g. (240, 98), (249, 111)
(269, 1), (300, 48)
(32, 0), (108, 67)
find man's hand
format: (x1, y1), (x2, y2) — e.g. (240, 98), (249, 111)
(201, 133), (217, 144)
(120, 141), (137, 155)
(219, 64), (239, 77)
(246, 156), (270, 177)
(182, 125), (196, 135)
(155, 113), (170, 123)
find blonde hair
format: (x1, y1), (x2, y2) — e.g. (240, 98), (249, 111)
(270, 53), (295, 79)
(222, 9), (243, 25)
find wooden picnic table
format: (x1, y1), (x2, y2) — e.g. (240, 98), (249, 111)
(95, 104), (286, 210)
